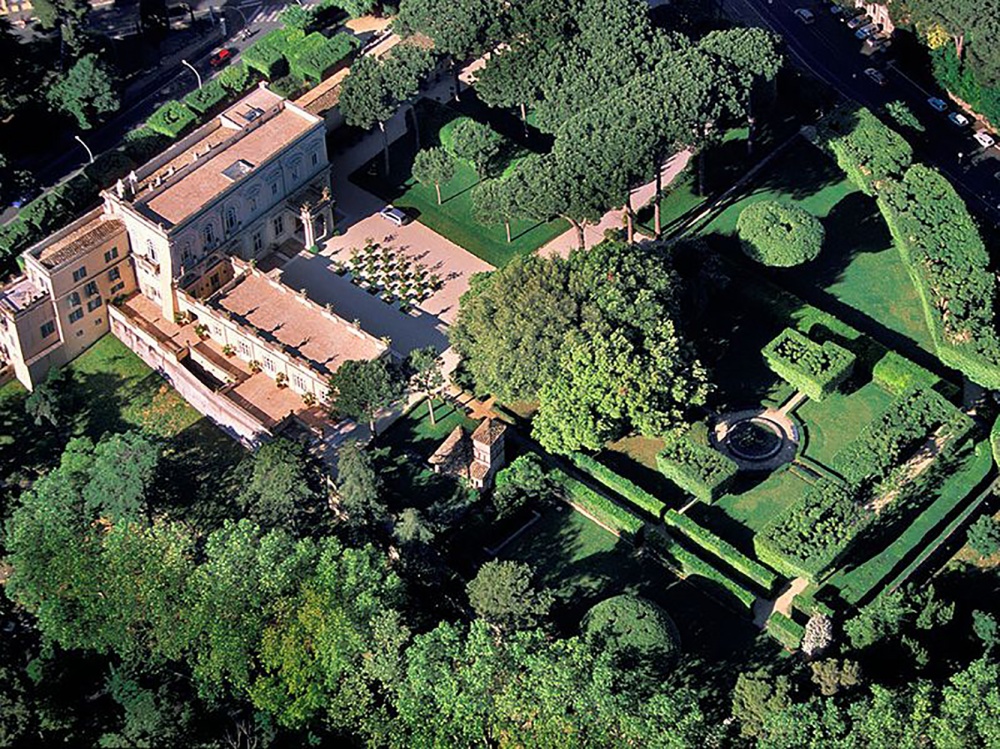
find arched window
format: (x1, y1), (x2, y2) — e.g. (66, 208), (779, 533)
(203, 223), (216, 248)
(145, 238), (158, 262)
(225, 207), (238, 232)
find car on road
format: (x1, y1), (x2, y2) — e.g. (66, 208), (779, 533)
(974, 131), (996, 149)
(864, 35), (892, 53)
(9, 188), (39, 209)
(927, 97), (949, 112)
(855, 24), (879, 40)
(829, 3), (843, 15)
(847, 14), (870, 30)
(209, 48), (234, 68)
(378, 205), (410, 226)
(949, 112), (971, 127)
(794, 8), (815, 24)
(864, 68), (888, 86)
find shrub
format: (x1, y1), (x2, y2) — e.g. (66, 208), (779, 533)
(582, 594), (681, 667)
(269, 73), (306, 100)
(122, 126), (170, 163)
(53, 174), (98, 213)
(872, 351), (937, 395)
(218, 61), (253, 94)
(243, 28), (305, 79)
(657, 433), (738, 502)
(288, 32), (359, 82)
(146, 101), (198, 139)
(551, 469), (643, 540)
(767, 611), (804, 650)
(570, 453), (666, 519)
(755, 478), (868, 581)
(84, 150), (135, 188)
(820, 105), (912, 195)
(18, 190), (70, 231)
(877, 164), (1000, 389)
(183, 79), (229, 115)
(646, 530), (757, 609)
(737, 201), (826, 267)
(763, 328), (856, 401)
(663, 509), (778, 592)
(0, 218), (35, 258)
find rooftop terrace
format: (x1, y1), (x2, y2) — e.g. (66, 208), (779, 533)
(0, 276), (47, 316)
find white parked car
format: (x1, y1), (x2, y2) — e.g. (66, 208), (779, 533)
(927, 97), (949, 112)
(948, 112), (971, 127)
(974, 131), (996, 148)
(378, 205), (409, 226)
(846, 14), (870, 29)
(794, 8), (815, 23)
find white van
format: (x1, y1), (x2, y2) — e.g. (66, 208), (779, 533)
(378, 205), (409, 226)
(974, 131), (996, 149)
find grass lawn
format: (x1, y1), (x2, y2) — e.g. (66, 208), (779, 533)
(796, 381), (895, 469)
(380, 397), (479, 459)
(350, 102), (568, 267)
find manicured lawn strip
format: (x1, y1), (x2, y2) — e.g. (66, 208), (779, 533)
(551, 468), (644, 540)
(700, 468), (811, 538)
(570, 452), (667, 520)
(646, 529), (757, 609)
(767, 611), (804, 650)
(797, 382), (895, 469)
(879, 442), (996, 596)
(663, 509), (779, 593)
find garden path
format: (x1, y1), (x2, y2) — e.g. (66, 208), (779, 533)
(752, 576), (809, 628)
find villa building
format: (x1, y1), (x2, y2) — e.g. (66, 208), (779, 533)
(429, 418), (508, 490)
(0, 85), (387, 445)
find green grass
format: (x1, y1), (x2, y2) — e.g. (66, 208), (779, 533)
(694, 469), (812, 543)
(827, 440), (993, 605)
(796, 381), (895, 469)
(350, 103), (568, 267)
(380, 398), (479, 459)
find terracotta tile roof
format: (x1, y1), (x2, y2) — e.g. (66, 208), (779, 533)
(469, 461), (490, 481)
(214, 271), (385, 377)
(429, 425), (469, 468)
(472, 418), (505, 447)
(35, 214), (125, 269)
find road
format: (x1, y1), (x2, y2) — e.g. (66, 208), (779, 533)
(2, 1), (305, 223)
(726, 0), (1000, 225)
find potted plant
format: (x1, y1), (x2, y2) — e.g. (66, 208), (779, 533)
(222, 344), (235, 357)
(275, 372), (288, 388)
(302, 391), (317, 407)
(194, 323), (210, 339)
(249, 360), (262, 373)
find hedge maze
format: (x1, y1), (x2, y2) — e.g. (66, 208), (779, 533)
(763, 328), (856, 401)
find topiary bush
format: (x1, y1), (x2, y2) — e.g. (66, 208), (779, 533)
(570, 453), (666, 519)
(763, 328), (856, 401)
(146, 101), (198, 139)
(656, 434), (738, 503)
(737, 200), (825, 267)
(218, 61), (254, 94)
(551, 468), (643, 540)
(84, 149), (135, 188)
(287, 31), (359, 82)
(269, 73), (306, 100)
(582, 594), (681, 670)
(183, 79), (229, 115)
(872, 351), (937, 396)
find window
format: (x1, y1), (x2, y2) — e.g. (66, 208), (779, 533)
(104, 247), (119, 263)
(69, 291), (81, 307)
(291, 167), (299, 181)
(72, 266), (87, 283)
(84, 281), (99, 297)
(94, 318), (103, 326)
(210, 272), (220, 291)
(252, 231), (263, 254)
(87, 297), (103, 312)
(75, 330), (84, 338)
(108, 267), (121, 282)
(271, 181), (279, 196)
(225, 207), (238, 232)
(110, 282), (125, 294)
(249, 196), (258, 212)
(263, 358), (275, 373)
(145, 239), (157, 262)
(311, 153), (318, 166)
(292, 374), (306, 391)
(40, 321), (56, 337)
(238, 341), (251, 357)
(272, 215), (284, 237)
(68, 309), (83, 324)
(203, 223), (216, 247)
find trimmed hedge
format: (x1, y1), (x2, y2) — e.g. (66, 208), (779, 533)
(755, 478), (869, 581)
(288, 31), (359, 81)
(646, 530), (757, 609)
(992, 416), (1000, 469)
(552, 469), (644, 540)
(243, 28), (305, 79)
(878, 164), (1000, 389)
(873, 351), (938, 396)
(737, 200), (825, 267)
(146, 100), (198, 138)
(767, 611), (804, 650)
(183, 79), (229, 115)
(763, 328), (856, 401)
(657, 434), (738, 503)
(122, 126), (171, 163)
(832, 386), (971, 489)
(269, 73), (306, 100)
(663, 510), (778, 592)
(820, 105), (912, 196)
(570, 453), (666, 519)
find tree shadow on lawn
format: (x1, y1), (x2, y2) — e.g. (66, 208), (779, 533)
(747, 137), (846, 203)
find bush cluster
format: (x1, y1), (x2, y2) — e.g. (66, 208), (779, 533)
(763, 328), (856, 401)
(646, 531), (757, 609)
(736, 200), (825, 267)
(243, 28), (305, 79)
(146, 100), (198, 138)
(288, 32), (360, 81)
(0, 174), (100, 260)
(663, 509), (778, 592)
(570, 453), (666, 519)
(820, 105), (913, 195)
(878, 164), (1000, 389)
(552, 469), (644, 540)
(183, 79), (229, 115)
(656, 434), (738, 503)
(872, 351), (938, 396)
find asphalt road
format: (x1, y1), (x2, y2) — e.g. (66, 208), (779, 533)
(727, 0), (1000, 224)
